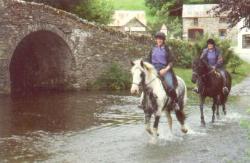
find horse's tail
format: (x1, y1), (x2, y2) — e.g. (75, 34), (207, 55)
(184, 84), (188, 106)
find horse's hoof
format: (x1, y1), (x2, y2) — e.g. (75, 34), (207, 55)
(201, 121), (206, 127)
(149, 138), (157, 144)
(181, 128), (188, 134)
(146, 129), (153, 135)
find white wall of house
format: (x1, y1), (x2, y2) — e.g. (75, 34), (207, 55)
(237, 20), (250, 52)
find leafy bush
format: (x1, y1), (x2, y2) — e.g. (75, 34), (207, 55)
(93, 63), (131, 90)
(167, 39), (195, 68)
(73, 0), (114, 25)
(227, 54), (243, 74)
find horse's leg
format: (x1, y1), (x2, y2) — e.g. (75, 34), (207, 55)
(212, 98), (216, 123)
(216, 96), (221, 119)
(216, 104), (220, 120)
(222, 103), (227, 115)
(166, 110), (173, 132)
(175, 104), (188, 133)
(153, 115), (160, 138)
(200, 96), (206, 126)
(145, 114), (153, 135)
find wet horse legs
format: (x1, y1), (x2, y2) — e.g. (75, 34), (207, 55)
(145, 114), (153, 135)
(200, 96), (206, 126)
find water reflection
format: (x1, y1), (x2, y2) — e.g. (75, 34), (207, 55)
(0, 91), (122, 137)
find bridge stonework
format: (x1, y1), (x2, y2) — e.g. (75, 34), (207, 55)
(0, 0), (152, 94)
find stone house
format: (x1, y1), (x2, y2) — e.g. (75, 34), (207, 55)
(182, 4), (237, 43)
(109, 10), (148, 34)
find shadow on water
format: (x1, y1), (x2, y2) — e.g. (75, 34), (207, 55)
(0, 90), (249, 162)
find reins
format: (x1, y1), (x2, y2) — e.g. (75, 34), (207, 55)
(132, 72), (159, 87)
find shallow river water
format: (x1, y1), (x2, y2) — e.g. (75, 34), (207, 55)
(0, 90), (249, 163)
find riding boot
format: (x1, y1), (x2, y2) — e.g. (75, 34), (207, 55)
(167, 89), (180, 111)
(220, 71), (229, 95)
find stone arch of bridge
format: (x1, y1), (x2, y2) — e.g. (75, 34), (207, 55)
(9, 30), (75, 95)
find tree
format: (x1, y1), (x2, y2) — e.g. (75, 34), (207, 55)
(212, 0), (250, 28)
(73, 0), (114, 25)
(24, 0), (114, 25)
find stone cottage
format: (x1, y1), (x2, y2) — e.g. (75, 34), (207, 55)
(182, 4), (237, 43)
(109, 10), (148, 34)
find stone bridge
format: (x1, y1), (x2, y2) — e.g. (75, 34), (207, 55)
(0, 0), (151, 94)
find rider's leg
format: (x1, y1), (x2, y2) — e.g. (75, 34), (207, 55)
(164, 72), (179, 110)
(219, 69), (229, 94)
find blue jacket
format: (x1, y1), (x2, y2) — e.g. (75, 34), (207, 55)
(200, 47), (223, 68)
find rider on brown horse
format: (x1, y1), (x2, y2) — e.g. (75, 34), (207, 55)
(193, 39), (229, 95)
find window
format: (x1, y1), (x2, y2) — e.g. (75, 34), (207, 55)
(242, 34), (250, 49)
(219, 17), (227, 23)
(219, 29), (227, 39)
(188, 29), (204, 40)
(193, 18), (198, 26)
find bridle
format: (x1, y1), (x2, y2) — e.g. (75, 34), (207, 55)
(132, 69), (158, 87)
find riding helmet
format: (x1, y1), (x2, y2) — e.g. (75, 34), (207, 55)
(155, 32), (166, 40)
(207, 38), (216, 45)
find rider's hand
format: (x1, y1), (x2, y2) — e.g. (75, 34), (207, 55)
(159, 67), (169, 76)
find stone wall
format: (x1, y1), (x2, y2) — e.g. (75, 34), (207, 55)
(183, 17), (238, 44)
(0, 0), (153, 94)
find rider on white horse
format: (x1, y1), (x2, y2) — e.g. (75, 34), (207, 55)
(140, 32), (179, 110)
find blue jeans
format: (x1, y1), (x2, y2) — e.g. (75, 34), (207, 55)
(153, 63), (174, 90)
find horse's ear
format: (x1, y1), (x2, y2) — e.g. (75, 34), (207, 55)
(140, 60), (144, 68)
(130, 60), (135, 66)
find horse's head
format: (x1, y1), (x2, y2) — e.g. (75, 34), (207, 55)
(191, 58), (210, 83)
(130, 59), (156, 95)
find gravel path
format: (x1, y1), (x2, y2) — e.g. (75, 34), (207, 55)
(231, 76), (250, 96)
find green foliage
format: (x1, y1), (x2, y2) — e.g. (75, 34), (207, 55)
(24, 0), (114, 25)
(93, 63), (131, 90)
(113, 0), (147, 10)
(167, 39), (195, 68)
(74, 0), (114, 25)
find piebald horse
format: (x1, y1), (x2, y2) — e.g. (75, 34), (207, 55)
(130, 60), (188, 141)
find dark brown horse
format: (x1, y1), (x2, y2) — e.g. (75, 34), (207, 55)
(192, 58), (232, 126)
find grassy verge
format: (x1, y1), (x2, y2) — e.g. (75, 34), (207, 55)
(174, 67), (195, 89)
(228, 61), (250, 86)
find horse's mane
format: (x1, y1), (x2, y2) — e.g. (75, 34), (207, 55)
(131, 59), (158, 77)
